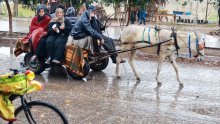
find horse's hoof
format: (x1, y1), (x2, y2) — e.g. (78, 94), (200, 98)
(179, 83), (184, 87)
(157, 82), (162, 86)
(136, 77), (141, 80)
(117, 76), (121, 79)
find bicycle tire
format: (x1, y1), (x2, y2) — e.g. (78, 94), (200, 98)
(9, 101), (68, 124)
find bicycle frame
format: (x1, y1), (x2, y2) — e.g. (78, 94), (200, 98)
(19, 95), (37, 124)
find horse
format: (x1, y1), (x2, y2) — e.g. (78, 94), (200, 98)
(116, 25), (205, 86)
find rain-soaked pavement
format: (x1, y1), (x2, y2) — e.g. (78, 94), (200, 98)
(0, 46), (220, 123)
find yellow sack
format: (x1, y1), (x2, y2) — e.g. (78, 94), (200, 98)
(0, 95), (15, 121)
(0, 71), (42, 121)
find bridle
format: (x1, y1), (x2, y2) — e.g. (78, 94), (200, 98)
(187, 32), (205, 57)
(170, 28), (180, 56)
(175, 31), (205, 58)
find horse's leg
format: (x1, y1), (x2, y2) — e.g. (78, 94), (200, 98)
(165, 16), (168, 22)
(116, 55), (121, 78)
(156, 53), (166, 85)
(129, 50), (140, 80)
(168, 55), (183, 86)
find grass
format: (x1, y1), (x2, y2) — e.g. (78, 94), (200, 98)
(0, 4), (35, 18)
(17, 4), (35, 18)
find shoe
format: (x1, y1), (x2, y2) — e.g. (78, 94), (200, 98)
(52, 59), (61, 64)
(120, 59), (126, 63)
(97, 51), (107, 56)
(113, 59), (126, 64)
(90, 51), (107, 57)
(45, 57), (51, 64)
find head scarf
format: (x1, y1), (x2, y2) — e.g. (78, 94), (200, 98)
(66, 7), (76, 17)
(36, 6), (46, 22)
(50, 8), (65, 28)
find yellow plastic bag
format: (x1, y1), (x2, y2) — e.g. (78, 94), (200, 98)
(0, 71), (42, 121)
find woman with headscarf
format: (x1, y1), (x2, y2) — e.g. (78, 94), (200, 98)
(46, 8), (72, 64)
(16, 5), (51, 58)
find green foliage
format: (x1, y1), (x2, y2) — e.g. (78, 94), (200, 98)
(101, 0), (168, 8)
(101, 0), (126, 6)
(18, 4), (35, 17)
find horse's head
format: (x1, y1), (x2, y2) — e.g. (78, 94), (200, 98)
(170, 28), (205, 61)
(194, 33), (205, 61)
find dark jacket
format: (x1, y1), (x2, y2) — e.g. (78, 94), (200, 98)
(90, 18), (105, 34)
(65, 7), (78, 28)
(71, 10), (103, 40)
(48, 19), (72, 36)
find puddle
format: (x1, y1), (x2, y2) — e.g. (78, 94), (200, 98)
(0, 47), (11, 56)
(0, 46), (25, 56)
(0, 20), (30, 33)
(205, 35), (220, 49)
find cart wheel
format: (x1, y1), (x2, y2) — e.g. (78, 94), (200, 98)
(90, 57), (109, 71)
(67, 58), (90, 80)
(24, 52), (45, 75)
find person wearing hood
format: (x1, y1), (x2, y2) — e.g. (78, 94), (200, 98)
(89, 7), (125, 64)
(36, 4), (50, 17)
(18, 6), (51, 59)
(65, 7), (78, 27)
(71, 5), (104, 55)
(46, 8), (72, 64)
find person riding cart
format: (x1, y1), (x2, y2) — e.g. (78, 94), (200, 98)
(71, 5), (125, 64)
(71, 5), (105, 55)
(90, 11), (125, 64)
(46, 8), (72, 64)
(14, 5), (51, 58)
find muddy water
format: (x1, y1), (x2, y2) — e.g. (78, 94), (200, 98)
(0, 45), (220, 123)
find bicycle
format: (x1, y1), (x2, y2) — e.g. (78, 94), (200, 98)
(0, 63), (69, 124)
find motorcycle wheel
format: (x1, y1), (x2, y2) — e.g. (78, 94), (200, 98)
(24, 52), (45, 75)
(67, 58), (90, 80)
(90, 57), (109, 71)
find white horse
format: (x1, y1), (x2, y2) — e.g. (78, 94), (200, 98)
(116, 25), (205, 86)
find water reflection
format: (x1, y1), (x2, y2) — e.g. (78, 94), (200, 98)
(0, 20), (30, 33)
(0, 47), (11, 55)
(170, 86), (183, 108)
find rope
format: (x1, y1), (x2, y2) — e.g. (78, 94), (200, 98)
(194, 32), (199, 49)
(188, 32), (192, 58)
(114, 38), (172, 54)
(142, 27), (146, 43)
(148, 28), (151, 44)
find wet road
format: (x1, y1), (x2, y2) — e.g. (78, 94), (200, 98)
(0, 47), (220, 123)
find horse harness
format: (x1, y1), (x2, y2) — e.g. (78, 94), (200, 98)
(187, 32), (205, 57)
(119, 27), (180, 55)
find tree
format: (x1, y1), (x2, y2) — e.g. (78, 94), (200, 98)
(13, 0), (18, 17)
(101, 0), (168, 25)
(4, 0), (13, 35)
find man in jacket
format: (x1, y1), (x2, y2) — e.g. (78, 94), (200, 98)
(71, 5), (104, 55)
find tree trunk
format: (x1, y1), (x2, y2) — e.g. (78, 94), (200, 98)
(4, 0), (13, 35)
(126, 0), (131, 26)
(13, 0), (18, 17)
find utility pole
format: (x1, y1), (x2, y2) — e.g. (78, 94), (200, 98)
(205, 0), (209, 23)
(195, 0), (199, 24)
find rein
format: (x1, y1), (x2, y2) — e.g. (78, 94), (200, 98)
(116, 38), (172, 54)
(187, 32), (204, 58)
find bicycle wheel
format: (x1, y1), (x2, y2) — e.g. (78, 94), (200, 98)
(9, 101), (68, 124)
